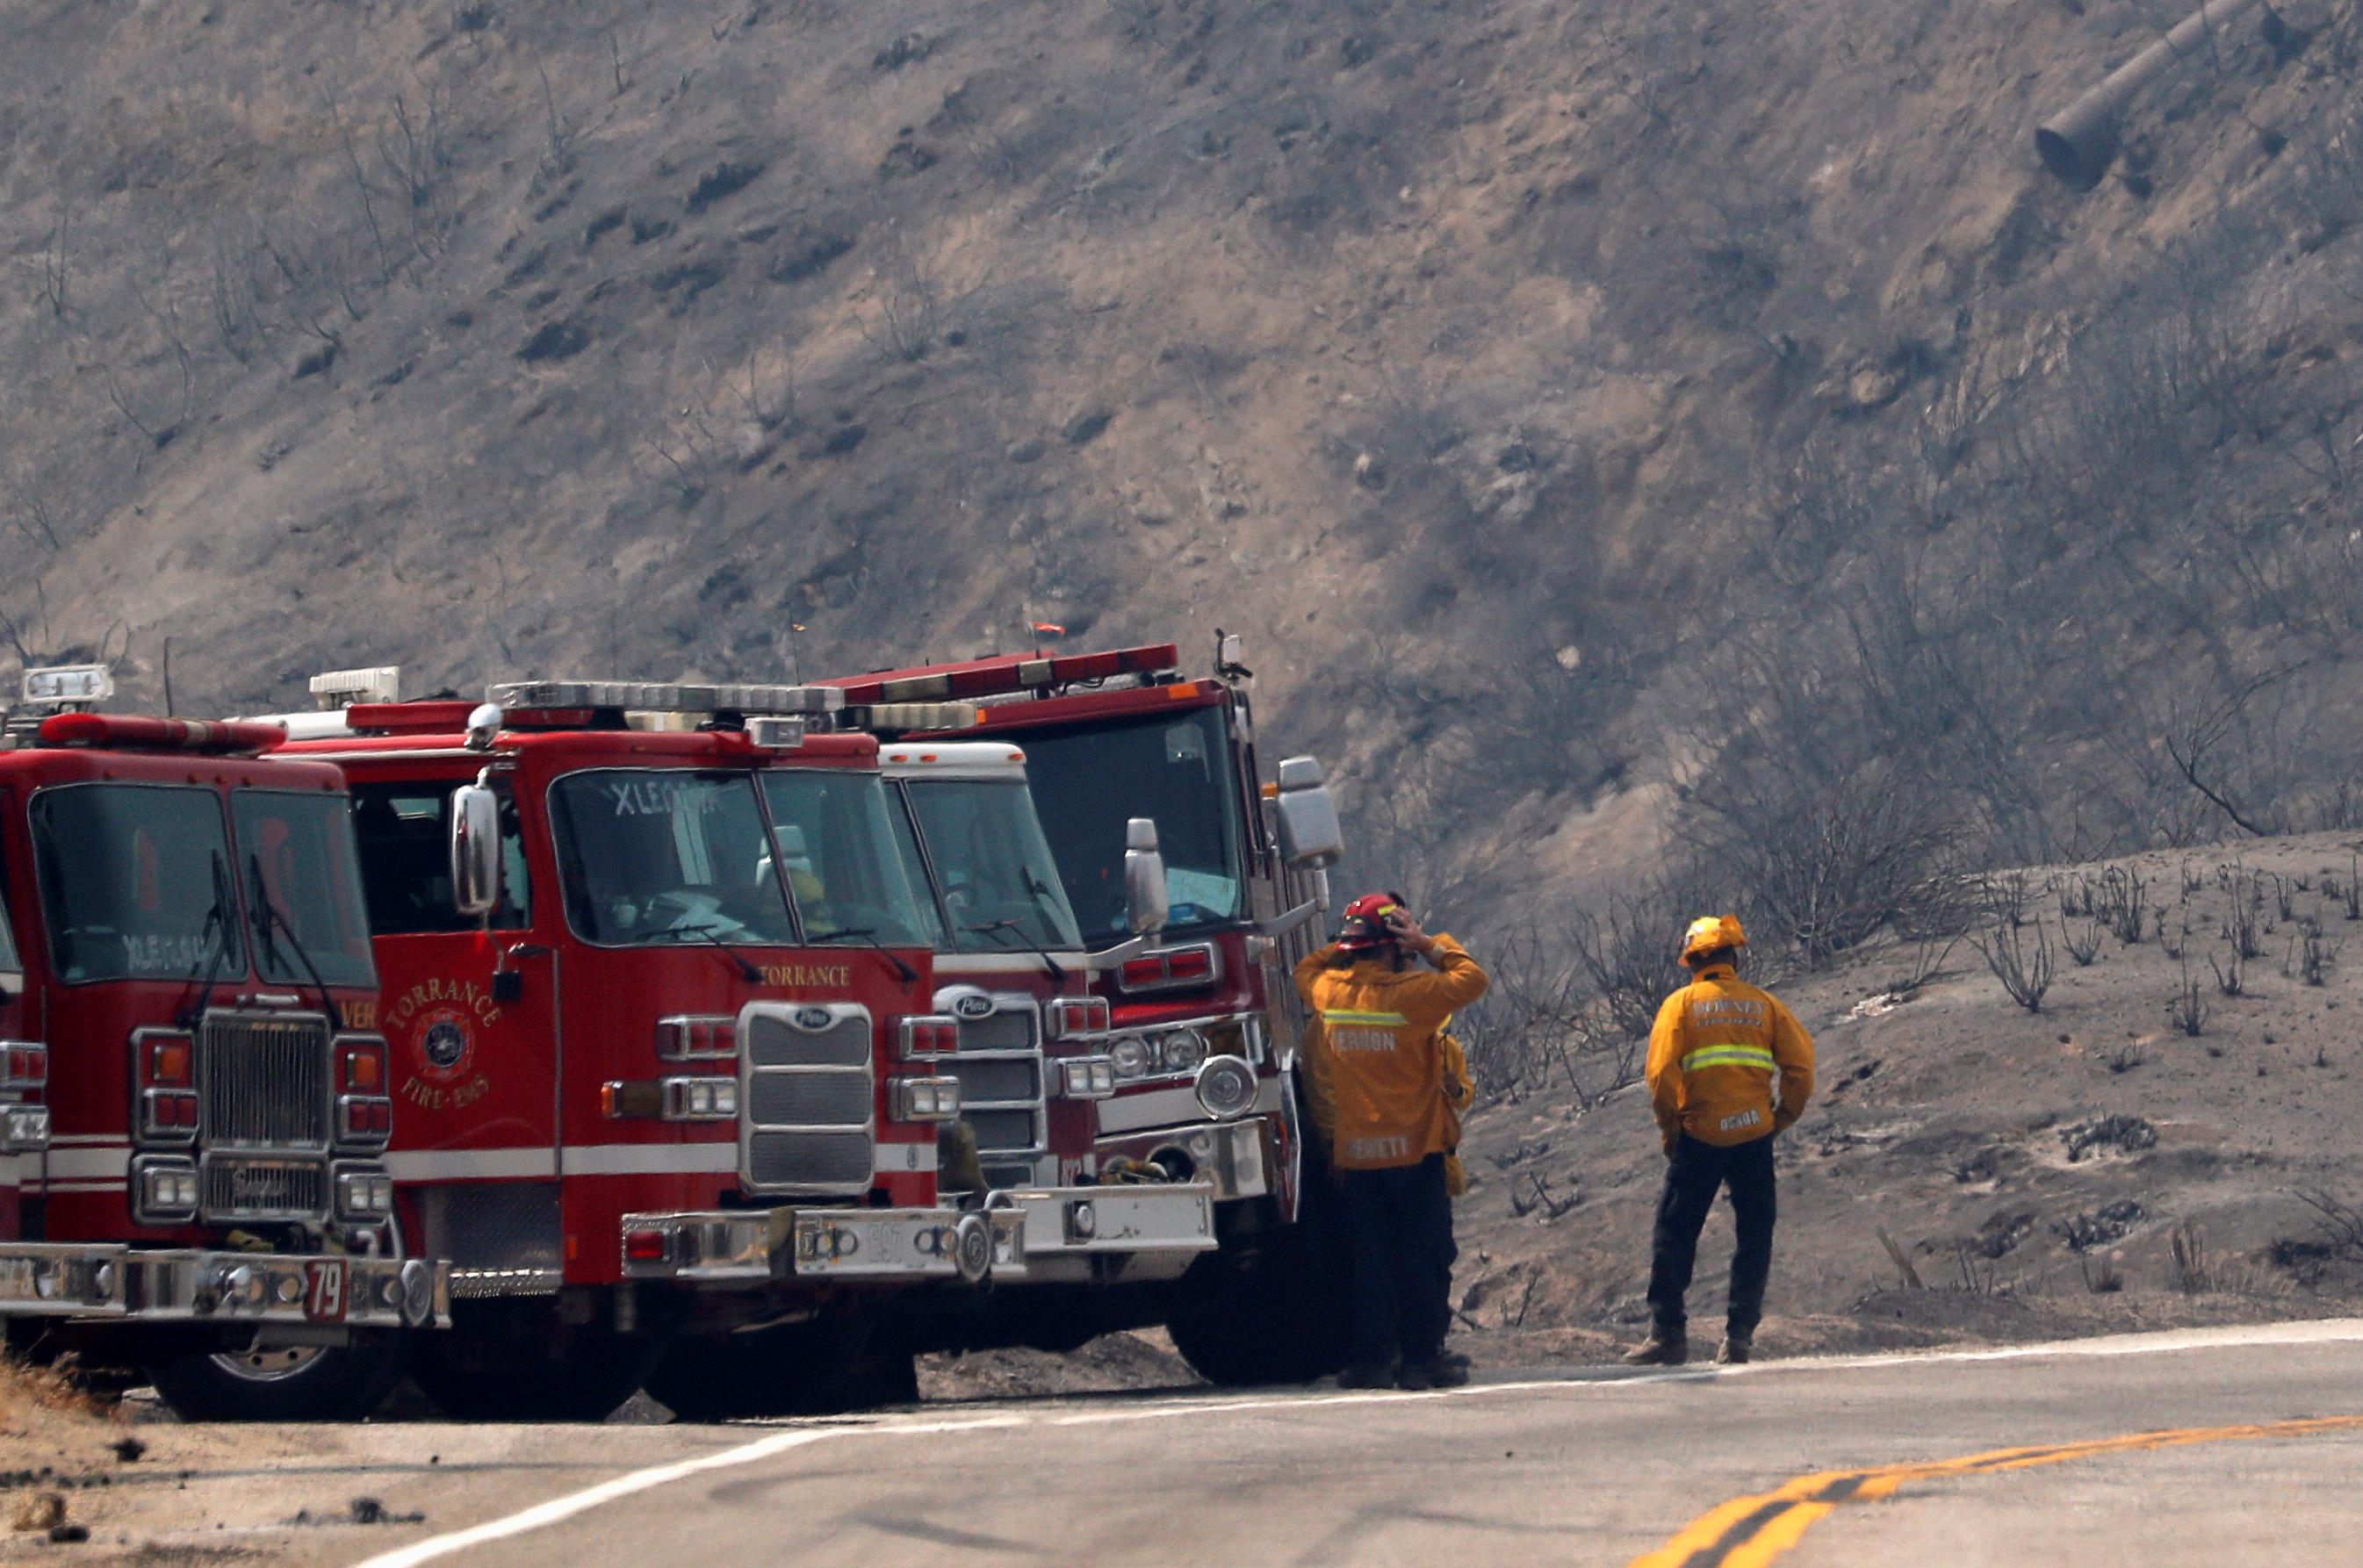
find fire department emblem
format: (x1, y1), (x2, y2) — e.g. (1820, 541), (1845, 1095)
(414, 1008), (477, 1083)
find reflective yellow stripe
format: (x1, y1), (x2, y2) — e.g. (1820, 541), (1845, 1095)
(1682, 1045), (1776, 1073)
(1323, 1009), (1409, 1027)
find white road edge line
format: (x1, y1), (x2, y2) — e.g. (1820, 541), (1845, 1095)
(349, 1318), (2363, 1568)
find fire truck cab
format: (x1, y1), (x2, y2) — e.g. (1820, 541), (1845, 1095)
(825, 639), (1353, 1384)
(875, 739), (1221, 1327)
(0, 669), (443, 1421)
(275, 678), (1023, 1419)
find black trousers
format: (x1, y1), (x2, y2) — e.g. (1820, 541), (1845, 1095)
(1339, 1154), (1455, 1368)
(1646, 1132), (1776, 1336)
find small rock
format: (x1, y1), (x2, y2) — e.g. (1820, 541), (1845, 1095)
(109, 1438), (144, 1464)
(1351, 451), (1386, 490)
(1846, 363), (1904, 410)
(1061, 407), (1113, 446)
(1553, 645), (1582, 672)
(1005, 438), (1048, 464)
(350, 1498), (385, 1526)
(11, 1493), (65, 1532)
(47, 1524), (87, 1545)
(873, 32), (930, 71)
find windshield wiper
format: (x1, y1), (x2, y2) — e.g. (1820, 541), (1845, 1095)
(247, 854), (344, 1030)
(963, 917), (1069, 984)
(176, 852), (236, 1029)
(670, 923), (761, 983)
(818, 926), (919, 984)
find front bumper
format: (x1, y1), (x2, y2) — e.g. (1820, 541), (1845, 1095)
(988, 1183), (1216, 1284)
(0, 1244), (447, 1329)
(1094, 1117), (1273, 1202)
(621, 1206), (1029, 1286)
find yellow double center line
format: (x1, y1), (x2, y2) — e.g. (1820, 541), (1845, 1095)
(1627, 1414), (2363, 1567)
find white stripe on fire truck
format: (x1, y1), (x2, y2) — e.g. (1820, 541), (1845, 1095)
(47, 1134), (133, 1147)
(383, 1148), (560, 1182)
(40, 1181), (128, 1194)
(872, 1140), (937, 1173)
(43, 1147), (132, 1180)
(558, 1145), (738, 1177)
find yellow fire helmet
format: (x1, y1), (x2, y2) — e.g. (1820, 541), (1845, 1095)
(1679, 914), (1748, 966)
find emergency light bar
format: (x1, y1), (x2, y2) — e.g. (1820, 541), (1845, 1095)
(37, 713), (285, 756)
(20, 665), (113, 708)
(309, 665), (401, 708)
(830, 644), (1179, 706)
(842, 701), (981, 732)
(486, 680), (846, 716)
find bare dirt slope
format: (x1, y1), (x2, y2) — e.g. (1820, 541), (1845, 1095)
(3, 1), (2361, 895)
(1448, 832), (2363, 1363)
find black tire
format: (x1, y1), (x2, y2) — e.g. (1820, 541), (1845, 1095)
(1167, 1188), (1352, 1387)
(146, 1334), (409, 1422)
(645, 1316), (874, 1421)
(411, 1326), (660, 1422)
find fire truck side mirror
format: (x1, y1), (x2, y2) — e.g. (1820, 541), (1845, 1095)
(1123, 817), (1170, 936)
(1273, 756), (1344, 870)
(450, 785), (503, 919)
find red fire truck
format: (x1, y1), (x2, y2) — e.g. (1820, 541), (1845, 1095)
(275, 680), (1037, 1419)
(0, 667), (443, 1421)
(824, 638), (1353, 1384)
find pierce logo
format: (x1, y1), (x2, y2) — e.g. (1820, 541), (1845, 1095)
(952, 992), (994, 1021)
(790, 1005), (836, 1032)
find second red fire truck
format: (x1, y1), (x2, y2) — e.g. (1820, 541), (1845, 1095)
(274, 679), (1084, 1417)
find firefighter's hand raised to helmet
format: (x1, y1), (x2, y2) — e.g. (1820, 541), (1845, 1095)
(1382, 908), (1437, 955)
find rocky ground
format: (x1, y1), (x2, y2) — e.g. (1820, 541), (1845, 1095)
(1446, 830), (2363, 1363)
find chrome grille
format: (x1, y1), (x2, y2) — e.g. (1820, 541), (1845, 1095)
(738, 1003), (874, 1196)
(745, 1011), (868, 1068)
(943, 1056), (1039, 1104)
(200, 1011), (330, 1151)
(948, 995), (1046, 1166)
(200, 1155), (327, 1221)
(748, 1073), (873, 1126)
(955, 1008), (1036, 1054)
(747, 1129), (873, 1190)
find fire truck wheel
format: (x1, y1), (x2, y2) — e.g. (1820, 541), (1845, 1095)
(1165, 1195), (1352, 1386)
(644, 1316), (879, 1421)
(145, 1334), (409, 1423)
(409, 1330), (661, 1423)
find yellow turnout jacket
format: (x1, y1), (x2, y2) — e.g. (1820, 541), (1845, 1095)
(1646, 961), (1814, 1149)
(1294, 937), (1490, 1170)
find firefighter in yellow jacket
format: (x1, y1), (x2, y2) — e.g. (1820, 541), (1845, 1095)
(1625, 915), (1814, 1367)
(1296, 893), (1489, 1390)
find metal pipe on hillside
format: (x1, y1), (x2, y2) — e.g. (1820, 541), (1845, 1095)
(2035, 0), (2267, 191)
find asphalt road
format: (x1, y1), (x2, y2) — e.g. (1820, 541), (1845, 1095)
(149, 1320), (2363, 1567)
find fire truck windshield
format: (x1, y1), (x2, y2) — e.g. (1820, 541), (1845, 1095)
(550, 771), (800, 947)
(758, 772), (933, 947)
(30, 782), (249, 982)
(231, 791), (378, 989)
(1018, 706), (1245, 941)
(900, 780), (1084, 953)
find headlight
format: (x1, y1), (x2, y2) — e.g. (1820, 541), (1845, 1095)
(335, 1169), (393, 1219)
(891, 1075), (962, 1122)
(1194, 1054), (1259, 1119)
(1158, 1029), (1207, 1075)
(1109, 1037), (1154, 1080)
(1059, 1056), (1117, 1099)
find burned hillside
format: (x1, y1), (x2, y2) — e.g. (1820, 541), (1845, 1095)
(0, 0), (2359, 932)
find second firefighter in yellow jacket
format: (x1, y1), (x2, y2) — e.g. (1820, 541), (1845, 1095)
(1625, 914), (1814, 1368)
(1295, 892), (1488, 1390)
